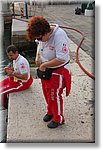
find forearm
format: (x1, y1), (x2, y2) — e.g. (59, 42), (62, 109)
(13, 72), (28, 80)
(35, 53), (41, 67)
(39, 58), (65, 71)
(42, 58), (65, 68)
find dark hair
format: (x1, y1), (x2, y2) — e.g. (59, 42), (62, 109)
(26, 16), (51, 41)
(6, 45), (18, 53)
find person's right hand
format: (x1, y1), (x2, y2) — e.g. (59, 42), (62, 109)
(4, 67), (9, 73)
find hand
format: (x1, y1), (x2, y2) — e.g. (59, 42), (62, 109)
(5, 68), (14, 76)
(4, 67), (10, 73)
(39, 64), (46, 71)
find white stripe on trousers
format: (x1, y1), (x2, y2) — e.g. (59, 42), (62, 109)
(0, 82), (23, 95)
(56, 74), (63, 124)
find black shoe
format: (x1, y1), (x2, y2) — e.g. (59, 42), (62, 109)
(43, 114), (53, 122)
(47, 120), (65, 128)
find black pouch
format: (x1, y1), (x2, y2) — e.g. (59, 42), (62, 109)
(37, 68), (53, 80)
(37, 60), (70, 80)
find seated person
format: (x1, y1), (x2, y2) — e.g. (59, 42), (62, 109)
(0, 45), (33, 108)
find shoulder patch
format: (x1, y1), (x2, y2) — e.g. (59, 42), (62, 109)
(62, 43), (67, 53)
(20, 63), (25, 69)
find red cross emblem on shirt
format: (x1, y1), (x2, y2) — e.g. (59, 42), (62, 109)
(62, 43), (67, 53)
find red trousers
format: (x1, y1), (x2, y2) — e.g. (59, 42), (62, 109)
(0, 76), (33, 106)
(41, 67), (71, 124)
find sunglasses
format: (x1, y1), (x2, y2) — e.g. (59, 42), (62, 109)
(36, 35), (43, 41)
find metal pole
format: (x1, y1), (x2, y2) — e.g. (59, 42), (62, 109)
(12, 2), (15, 18)
(25, 2), (28, 19)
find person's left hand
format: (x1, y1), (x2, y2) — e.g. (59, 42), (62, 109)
(39, 64), (46, 71)
(6, 69), (13, 76)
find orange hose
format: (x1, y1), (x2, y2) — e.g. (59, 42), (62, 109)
(14, 17), (95, 80)
(60, 26), (95, 80)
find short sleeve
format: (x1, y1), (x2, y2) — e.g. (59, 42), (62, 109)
(18, 61), (29, 74)
(55, 36), (70, 61)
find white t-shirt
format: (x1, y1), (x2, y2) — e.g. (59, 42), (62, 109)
(37, 24), (70, 68)
(13, 54), (30, 82)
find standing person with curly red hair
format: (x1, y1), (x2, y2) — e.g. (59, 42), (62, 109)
(26, 16), (71, 128)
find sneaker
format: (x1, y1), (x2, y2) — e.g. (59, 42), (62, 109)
(47, 120), (65, 129)
(43, 114), (53, 122)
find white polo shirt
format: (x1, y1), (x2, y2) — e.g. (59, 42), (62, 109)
(37, 24), (70, 68)
(13, 54), (30, 82)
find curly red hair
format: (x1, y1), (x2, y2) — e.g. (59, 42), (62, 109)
(26, 16), (51, 41)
